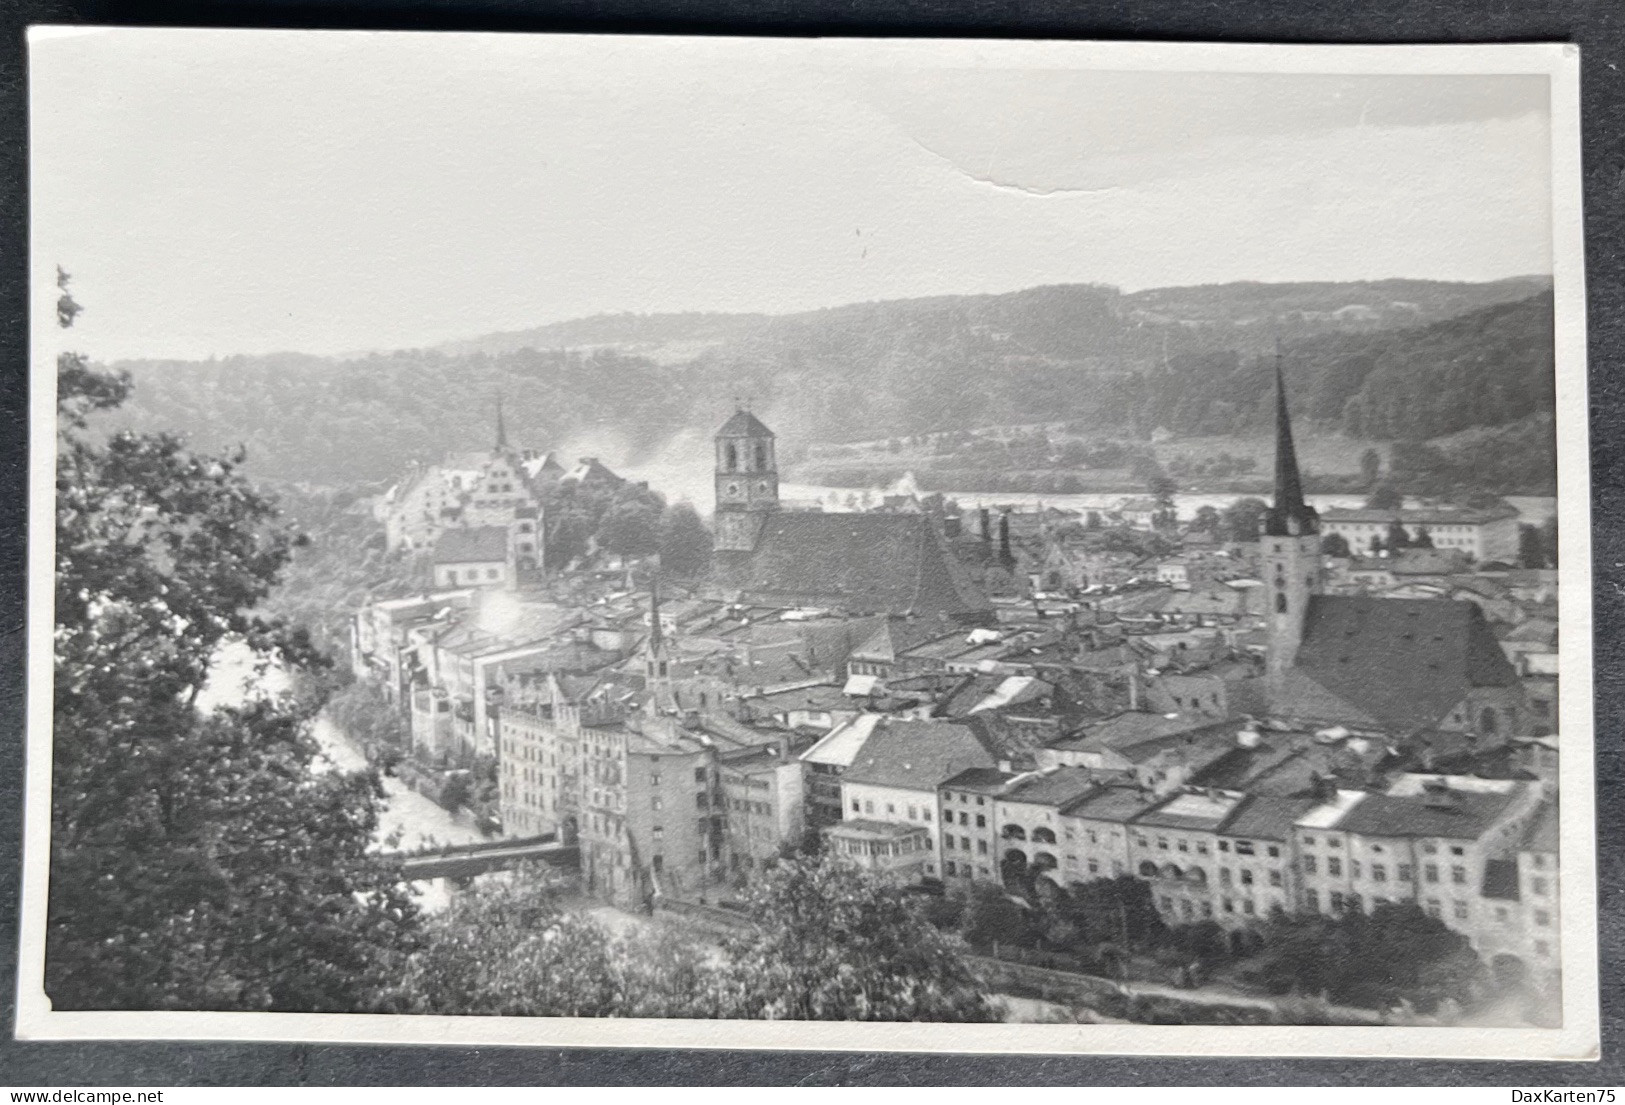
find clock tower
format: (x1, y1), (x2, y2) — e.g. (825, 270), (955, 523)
(713, 406), (779, 553)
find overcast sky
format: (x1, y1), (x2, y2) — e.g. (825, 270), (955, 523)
(30, 31), (1555, 361)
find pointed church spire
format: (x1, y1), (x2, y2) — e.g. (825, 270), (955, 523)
(648, 573), (663, 652)
(495, 394), (508, 450)
(1263, 344), (1319, 537)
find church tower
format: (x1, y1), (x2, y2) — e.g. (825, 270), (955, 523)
(644, 577), (676, 714)
(713, 406), (779, 553)
(1262, 350), (1323, 681)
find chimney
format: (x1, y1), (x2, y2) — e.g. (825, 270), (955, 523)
(1421, 777), (1458, 811)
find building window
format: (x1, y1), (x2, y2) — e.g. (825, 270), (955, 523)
(1398, 864), (1413, 882)
(1451, 866), (1466, 885)
(1305, 889), (1319, 911)
(851, 800), (860, 813)
(1453, 901), (1469, 921)
(1372, 865), (1386, 882)
(1303, 856), (1317, 875)
(651, 796), (662, 811)
(1327, 858), (1342, 877)
(976, 815), (986, 828)
(1534, 909), (1551, 927)
(1532, 876), (1549, 895)
(1424, 864), (1439, 883)
(1267, 845), (1280, 858)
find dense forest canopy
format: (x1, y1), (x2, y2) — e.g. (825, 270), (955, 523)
(100, 277), (1555, 491)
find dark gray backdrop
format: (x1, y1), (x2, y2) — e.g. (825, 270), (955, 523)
(0, 0), (1618, 1085)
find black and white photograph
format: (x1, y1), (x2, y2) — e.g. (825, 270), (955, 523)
(18, 31), (1595, 1058)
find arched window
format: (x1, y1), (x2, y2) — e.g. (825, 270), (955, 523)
(755, 442), (768, 470)
(1276, 592), (1289, 614)
(724, 444), (738, 472)
(1139, 860), (1159, 878)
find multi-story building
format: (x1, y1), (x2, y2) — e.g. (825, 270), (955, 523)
(350, 589), (474, 701)
(1291, 775), (1545, 953)
(1057, 784), (1149, 884)
(798, 714), (883, 831)
(578, 712), (721, 908)
(990, 766), (1099, 888)
(1319, 504), (1521, 563)
(719, 743), (807, 875)
(937, 767), (1014, 888)
(836, 718), (998, 881)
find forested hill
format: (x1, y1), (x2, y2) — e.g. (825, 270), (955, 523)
(101, 277), (1554, 487)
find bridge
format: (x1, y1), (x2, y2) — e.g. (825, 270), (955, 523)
(392, 833), (580, 881)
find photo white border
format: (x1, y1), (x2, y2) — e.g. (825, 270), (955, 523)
(16, 30), (1597, 1060)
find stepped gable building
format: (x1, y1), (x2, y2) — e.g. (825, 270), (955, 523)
(381, 398), (548, 571)
(1263, 359), (1527, 737)
(707, 408), (992, 622)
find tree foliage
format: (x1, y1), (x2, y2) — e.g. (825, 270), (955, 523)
(657, 501), (712, 579)
(1220, 497), (1269, 544)
(393, 873), (718, 1018)
(397, 854), (998, 1023)
(1255, 902), (1486, 1012)
(47, 275), (419, 1011)
(719, 855), (997, 1022)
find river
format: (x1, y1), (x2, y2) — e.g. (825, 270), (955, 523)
(199, 643), (481, 911)
(781, 480), (1558, 527)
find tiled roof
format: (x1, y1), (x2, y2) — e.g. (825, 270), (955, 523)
(829, 818), (928, 840)
(1287, 596), (1520, 732)
(1220, 794), (1320, 841)
(1136, 790), (1242, 831)
(1002, 765), (1098, 808)
(1329, 786), (1516, 841)
(1522, 800), (1559, 853)
(433, 525), (509, 564)
(1064, 785), (1158, 823)
(1050, 711), (1216, 753)
(713, 512), (991, 618)
(841, 718), (997, 792)
(941, 767), (1020, 794)
(850, 616), (961, 663)
(717, 409), (775, 438)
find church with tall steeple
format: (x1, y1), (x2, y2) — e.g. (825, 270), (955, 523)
(705, 406), (992, 622)
(1262, 352), (1324, 683)
(1262, 355), (1527, 740)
